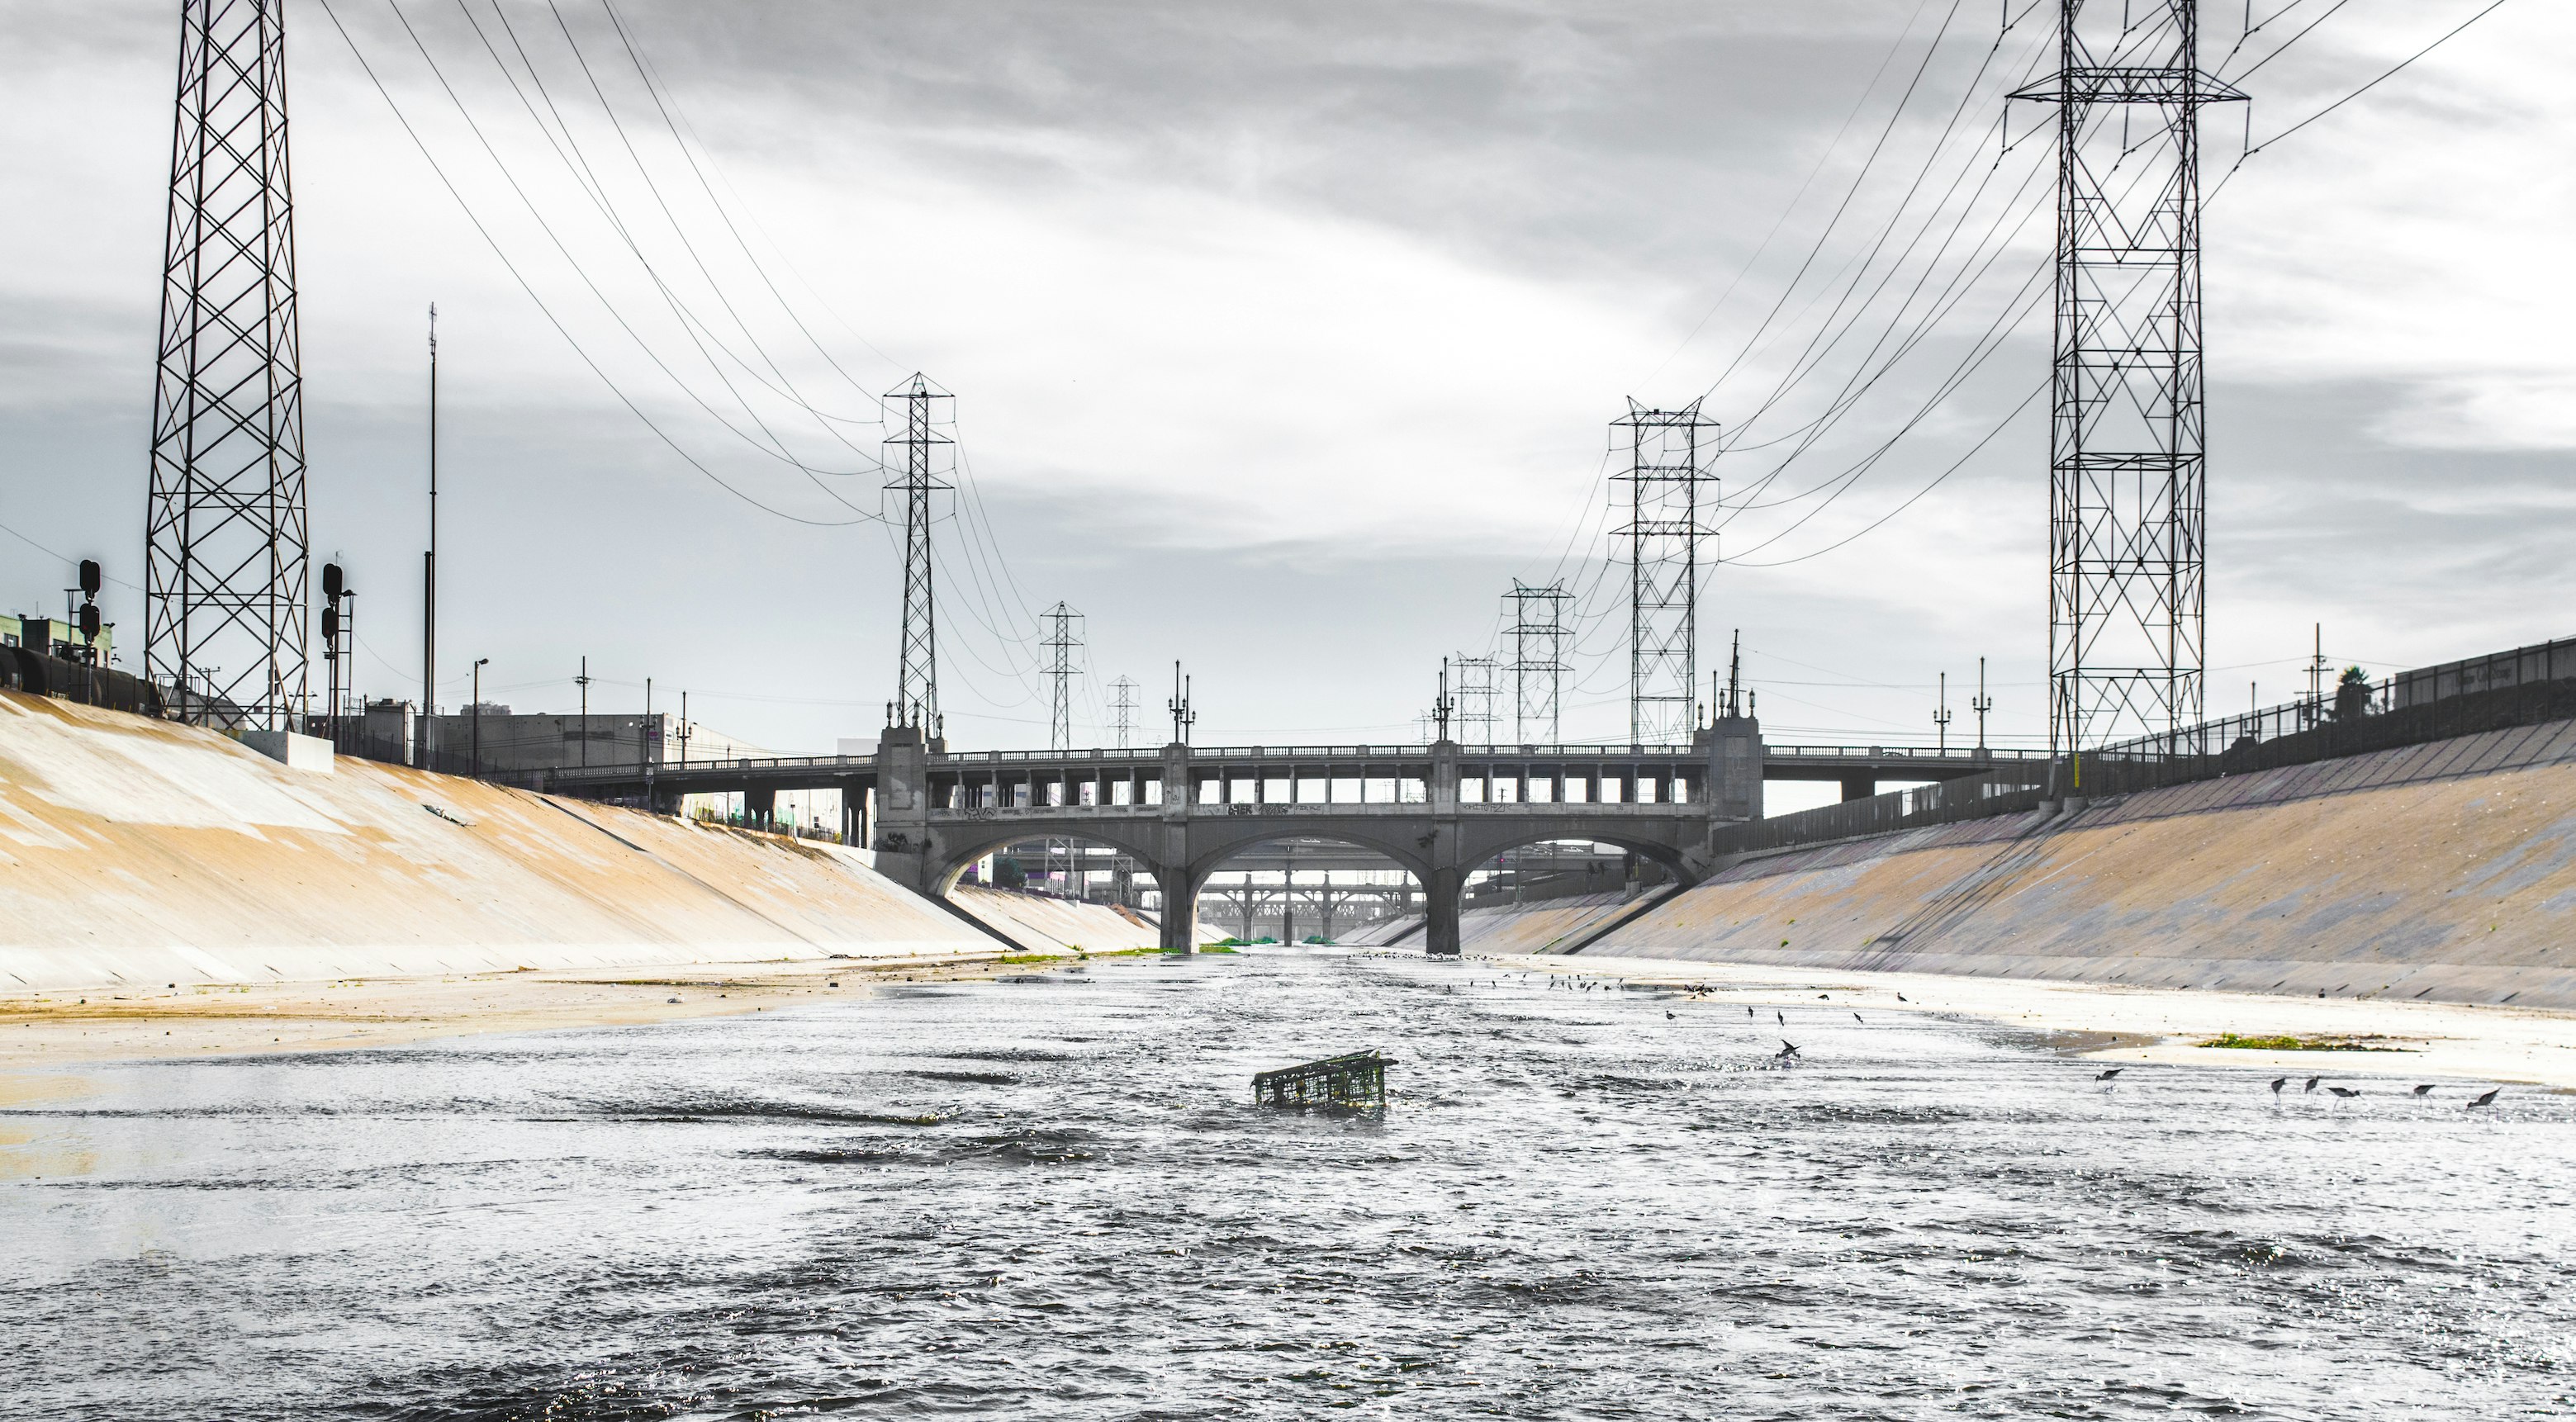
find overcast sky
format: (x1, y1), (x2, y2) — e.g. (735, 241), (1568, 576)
(1, 0), (2566, 788)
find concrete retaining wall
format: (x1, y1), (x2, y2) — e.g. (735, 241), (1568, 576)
(0, 692), (992, 992)
(1586, 717), (2576, 1010)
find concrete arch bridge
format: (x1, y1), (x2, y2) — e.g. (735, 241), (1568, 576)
(519, 721), (2043, 955)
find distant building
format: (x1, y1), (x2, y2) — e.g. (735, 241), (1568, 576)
(2, 612), (111, 666)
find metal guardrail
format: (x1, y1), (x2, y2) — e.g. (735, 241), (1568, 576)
(494, 739), (2047, 785)
(1719, 633), (2576, 856)
(932, 799), (1702, 821)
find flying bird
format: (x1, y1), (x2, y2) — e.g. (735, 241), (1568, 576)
(1776, 1011), (1786, 1026)
(2269, 1077), (2287, 1095)
(1778, 1040), (1800, 1058)
(2468, 1088), (2500, 1108)
(1895, 993), (1908, 1003)
(1852, 1012), (1863, 1023)
(1666, 1010), (1676, 1020)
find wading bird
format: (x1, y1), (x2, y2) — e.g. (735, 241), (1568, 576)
(2095, 1069), (2123, 1083)
(2303, 1076), (2323, 1094)
(2412, 1084), (2435, 1096)
(2328, 1086), (2360, 1098)
(2269, 1077), (2287, 1095)
(2468, 1088), (2500, 1108)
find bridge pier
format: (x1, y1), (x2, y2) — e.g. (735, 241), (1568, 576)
(1838, 773), (1875, 802)
(745, 785), (776, 829)
(1155, 864), (1200, 954)
(1423, 865), (1464, 957)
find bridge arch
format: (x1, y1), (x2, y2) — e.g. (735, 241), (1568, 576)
(1188, 832), (1430, 946)
(923, 822), (1171, 900)
(1463, 824), (1700, 886)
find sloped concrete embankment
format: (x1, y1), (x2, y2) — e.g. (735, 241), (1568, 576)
(1585, 718), (2576, 1011)
(0, 692), (993, 992)
(948, 886), (1179, 954)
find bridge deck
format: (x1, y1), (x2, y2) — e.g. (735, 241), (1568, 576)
(509, 741), (2047, 796)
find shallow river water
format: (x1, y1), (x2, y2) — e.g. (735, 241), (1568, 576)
(5, 950), (2574, 1419)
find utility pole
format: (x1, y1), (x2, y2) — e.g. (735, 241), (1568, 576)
(678, 690), (690, 766)
(1041, 602), (1084, 751)
(576, 656), (591, 768)
(145, 0), (309, 731)
(2307, 622), (2326, 717)
(1722, 629), (1744, 717)
(1506, 579), (1572, 746)
(1615, 401), (1716, 747)
(1933, 671), (1952, 752)
(1108, 675), (1139, 750)
(1972, 656), (1994, 752)
(470, 656), (489, 775)
(2018, 2), (2240, 780)
(1168, 661), (1195, 746)
(1432, 657), (1454, 743)
(421, 304), (439, 767)
(885, 374), (952, 732)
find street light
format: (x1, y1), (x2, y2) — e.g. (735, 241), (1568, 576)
(470, 657), (491, 775)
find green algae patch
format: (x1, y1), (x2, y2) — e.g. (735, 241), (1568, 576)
(2198, 1032), (2417, 1053)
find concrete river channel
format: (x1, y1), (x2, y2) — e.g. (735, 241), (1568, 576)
(5, 949), (2571, 1419)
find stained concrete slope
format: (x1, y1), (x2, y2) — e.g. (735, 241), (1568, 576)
(0, 692), (989, 991)
(1592, 718), (2576, 1009)
(1458, 892), (1638, 955)
(1342, 915), (1423, 946)
(948, 887), (1171, 953)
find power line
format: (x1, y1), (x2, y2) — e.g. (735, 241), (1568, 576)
(313, 0), (878, 527)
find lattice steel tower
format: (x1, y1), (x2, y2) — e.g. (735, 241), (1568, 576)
(884, 374), (952, 731)
(147, 0), (310, 729)
(1614, 401), (1716, 746)
(1107, 675), (1140, 749)
(2014, 2), (2241, 761)
(1453, 655), (1498, 746)
(1506, 579), (1571, 746)
(1041, 601), (1084, 751)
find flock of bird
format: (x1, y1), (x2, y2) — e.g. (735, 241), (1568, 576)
(1426, 963), (2512, 1110)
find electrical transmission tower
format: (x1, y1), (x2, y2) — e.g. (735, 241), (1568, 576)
(1041, 601), (1084, 751)
(1614, 400), (1716, 747)
(146, 0), (309, 731)
(1454, 655), (1498, 746)
(884, 374), (952, 732)
(1108, 675), (1140, 750)
(1506, 580), (1571, 746)
(2014, 2), (2241, 765)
